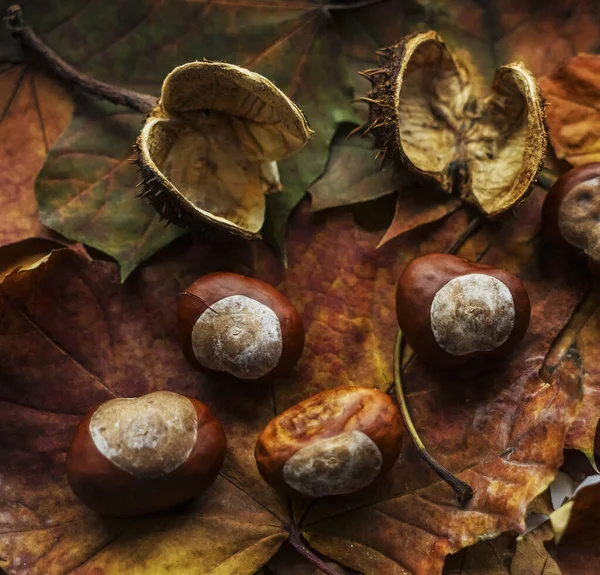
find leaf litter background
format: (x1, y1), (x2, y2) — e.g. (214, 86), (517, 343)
(1, 0), (600, 574)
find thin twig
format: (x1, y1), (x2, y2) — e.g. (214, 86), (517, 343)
(288, 531), (343, 575)
(445, 217), (483, 255)
(321, 0), (388, 10)
(5, 4), (156, 114)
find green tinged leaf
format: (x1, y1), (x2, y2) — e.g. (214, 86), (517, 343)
(18, 0), (356, 277)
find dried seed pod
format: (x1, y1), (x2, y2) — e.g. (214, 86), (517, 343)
(396, 254), (530, 368)
(178, 272), (304, 383)
(136, 62), (313, 237)
(362, 31), (547, 217)
(542, 163), (600, 269)
(66, 391), (226, 517)
(255, 386), (403, 497)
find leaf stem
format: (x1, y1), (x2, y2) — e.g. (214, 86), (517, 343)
(445, 216), (483, 255)
(288, 531), (343, 575)
(393, 331), (473, 507)
(537, 167), (559, 191)
(5, 4), (156, 114)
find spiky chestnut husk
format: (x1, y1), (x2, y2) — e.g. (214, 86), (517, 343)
(360, 31), (547, 218)
(135, 62), (313, 239)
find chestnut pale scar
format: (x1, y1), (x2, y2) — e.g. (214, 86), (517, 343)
(89, 391), (197, 479)
(282, 430), (383, 497)
(430, 274), (515, 355)
(190, 295), (283, 379)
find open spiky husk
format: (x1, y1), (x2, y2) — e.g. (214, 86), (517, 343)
(362, 31), (547, 218)
(136, 62), (313, 238)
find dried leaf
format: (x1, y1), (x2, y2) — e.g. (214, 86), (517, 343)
(37, 98), (185, 282)
(0, 66), (73, 246)
(0, 187), (589, 574)
(511, 522), (561, 575)
(564, 302), (600, 467)
(443, 533), (515, 574)
(539, 54), (600, 166)
(547, 482), (600, 574)
(378, 188), (462, 248)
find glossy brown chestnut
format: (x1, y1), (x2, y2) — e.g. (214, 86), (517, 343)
(178, 272), (304, 382)
(255, 386), (403, 498)
(396, 254), (530, 368)
(66, 391), (226, 517)
(542, 163), (600, 268)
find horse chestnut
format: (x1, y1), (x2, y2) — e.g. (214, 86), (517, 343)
(255, 386), (403, 497)
(178, 272), (304, 382)
(66, 391), (226, 517)
(542, 163), (600, 269)
(396, 254), (530, 368)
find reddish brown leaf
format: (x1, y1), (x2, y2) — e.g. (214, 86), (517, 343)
(0, 185), (589, 574)
(0, 66), (73, 246)
(539, 54), (600, 166)
(563, 302), (600, 466)
(548, 482), (600, 574)
(378, 190), (463, 248)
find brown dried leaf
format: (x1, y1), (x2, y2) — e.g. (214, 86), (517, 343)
(443, 534), (515, 574)
(563, 301), (600, 466)
(0, 66), (73, 246)
(0, 187), (589, 574)
(378, 188), (462, 248)
(539, 54), (600, 166)
(547, 481), (600, 574)
(511, 522), (561, 575)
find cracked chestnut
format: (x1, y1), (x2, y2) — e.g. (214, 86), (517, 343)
(542, 163), (600, 271)
(255, 386), (403, 497)
(178, 272), (304, 382)
(396, 254), (530, 368)
(66, 391), (226, 517)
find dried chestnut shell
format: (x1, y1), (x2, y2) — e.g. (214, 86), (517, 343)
(396, 254), (530, 368)
(178, 272), (304, 382)
(255, 386), (403, 497)
(542, 163), (600, 269)
(136, 62), (313, 238)
(362, 31), (546, 217)
(66, 391), (226, 517)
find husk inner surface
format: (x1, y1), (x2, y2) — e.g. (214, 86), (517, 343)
(140, 62), (312, 235)
(396, 38), (544, 215)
